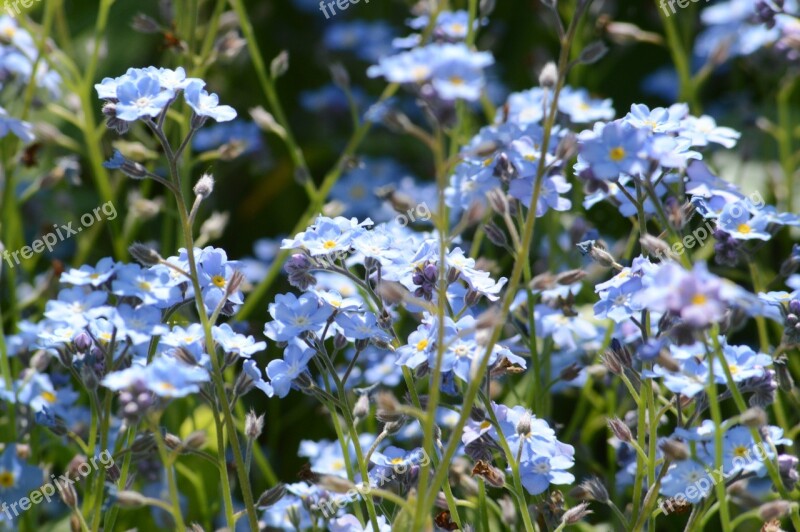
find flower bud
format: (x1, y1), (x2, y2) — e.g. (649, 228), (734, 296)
(569, 477), (609, 503)
(607, 417), (632, 443)
(579, 41), (609, 65)
(484, 221), (508, 248)
(257, 483), (287, 508)
(471, 460), (506, 488)
(659, 439), (690, 461)
(740, 406), (768, 428)
(58, 479), (78, 508)
(538, 62), (558, 89)
(193, 173), (214, 198)
(245, 410), (265, 440)
(515, 411), (532, 437)
(758, 500), (793, 521)
(353, 393), (370, 420)
(271, 50), (289, 79)
(113, 490), (148, 509)
(183, 430), (207, 449)
(129, 242), (163, 266)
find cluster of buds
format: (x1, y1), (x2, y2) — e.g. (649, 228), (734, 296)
(783, 300), (800, 344)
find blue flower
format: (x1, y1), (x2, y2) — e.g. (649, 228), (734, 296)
(661, 460), (713, 503)
(213, 324), (266, 358)
(578, 121), (648, 180)
(594, 277), (645, 323)
(717, 200), (772, 240)
(115, 73), (175, 121)
(0, 445), (42, 504)
(519, 446), (576, 495)
(0, 106), (34, 143)
(265, 292), (332, 342)
(679, 115), (740, 148)
(197, 247), (244, 313)
(184, 80), (236, 122)
(242, 359), (274, 397)
(102, 356), (210, 398)
(623, 103), (687, 133)
(334, 312), (390, 342)
(266, 343), (315, 398)
(60, 257), (117, 286)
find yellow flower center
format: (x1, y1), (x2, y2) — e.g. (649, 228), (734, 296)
(138, 281), (152, 291)
(416, 339), (429, 351)
(3, 27), (15, 39)
(411, 66), (430, 81)
(212, 275), (226, 288)
(729, 364), (740, 375)
(0, 471), (14, 488)
(323, 240), (337, 250)
(479, 420), (492, 430)
(449, 76), (465, 86)
(390, 457), (405, 464)
(737, 224), (751, 234)
(691, 294), (707, 305)
(351, 185), (365, 199)
(41, 391), (57, 403)
(609, 147), (626, 162)
(158, 382), (175, 391)
(449, 22), (466, 34)
(733, 445), (748, 458)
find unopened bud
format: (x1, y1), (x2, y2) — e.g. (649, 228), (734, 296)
(472, 460), (506, 488)
(131, 13), (160, 33)
(246, 410), (265, 440)
(578, 41), (609, 65)
(640, 234), (673, 261)
(114, 490), (148, 509)
(164, 433), (182, 450)
(250, 106), (287, 139)
(561, 501), (593, 525)
(659, 439), (690, 461)
(569, 477), (609, 503)
(484, 221), (508, 248)
(129, 242), (163, 266)
(58, 479), (78, 507)
(758, 500), (793, 521)
(607, 417), (632, 443)
(740, 406), (768, 428)
(554, 269), (586, 285)
(271, 50), (289, 78)
(184, 430), (207, 449)
(193, 173), (214, 198)
(515, 411), (532, 436)
(538, 62), (558, 89)
(257, 483), (287, 508)
(353, 394), (370, 419)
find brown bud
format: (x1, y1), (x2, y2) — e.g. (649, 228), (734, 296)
(472, 460), (506, 488)
(607, 417), (633, 443)
(659, 439), (690, 461)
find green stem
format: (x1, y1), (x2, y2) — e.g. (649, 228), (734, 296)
(419, 1), (594, 513)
